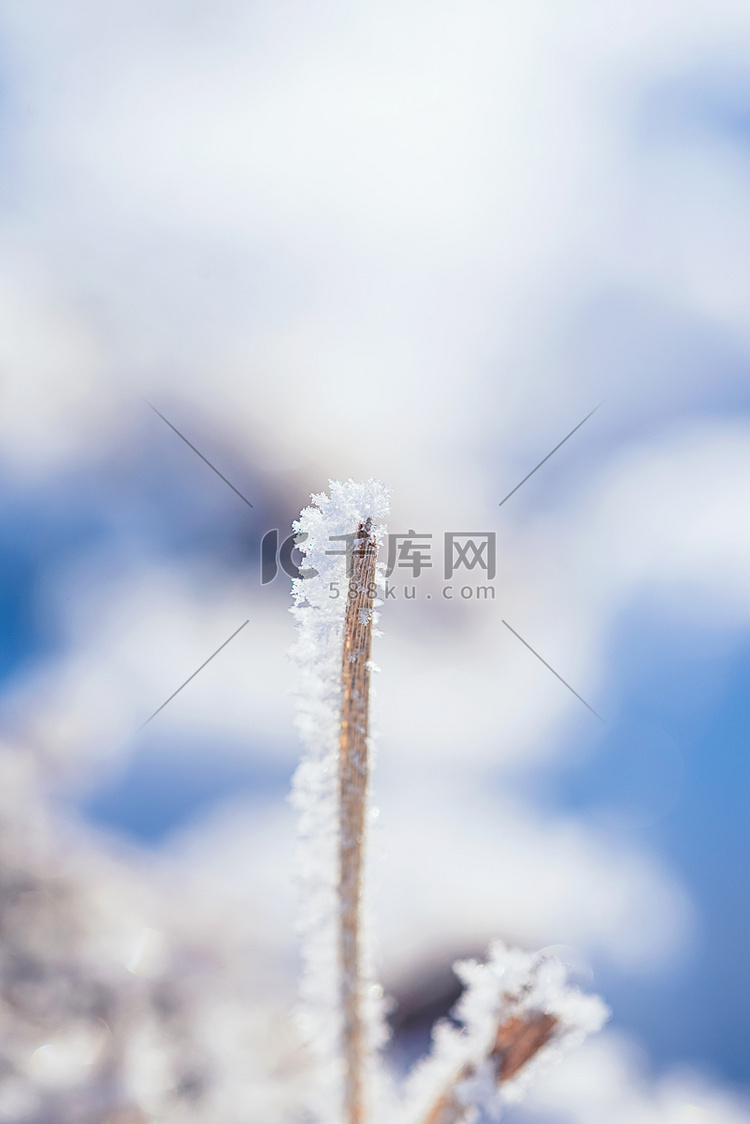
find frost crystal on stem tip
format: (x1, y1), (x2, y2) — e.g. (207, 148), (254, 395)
(289, 480), (608, 1124)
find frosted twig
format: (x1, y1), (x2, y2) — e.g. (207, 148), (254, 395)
(339, 519), (377, 1124)
(416, 1011), (559, 1124)
(401, 942), (609, 1124)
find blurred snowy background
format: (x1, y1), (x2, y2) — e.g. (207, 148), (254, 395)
(1, 0), (750, 1120)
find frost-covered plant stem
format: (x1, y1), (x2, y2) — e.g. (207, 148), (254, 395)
(339, 518), (377, 1124)
(416, 1011), (558, 1124)
(291, 480), (608, 1124)
(400, 944), (608, 1124)
(291, 480), (391, 1124)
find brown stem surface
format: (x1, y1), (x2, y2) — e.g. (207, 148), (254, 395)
(339, 520), (377, 1124)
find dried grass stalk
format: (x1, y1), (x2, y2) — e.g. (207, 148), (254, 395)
(338, 519), (377, 1124)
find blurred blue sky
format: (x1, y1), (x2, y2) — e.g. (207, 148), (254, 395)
(537, 609), (750, 1087)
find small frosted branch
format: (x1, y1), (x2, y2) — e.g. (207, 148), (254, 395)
(290, 479), (391, 1124)
(401, 942), (609, 1124)
(413, 1012), (559, 1124)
